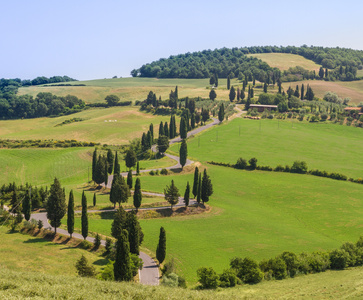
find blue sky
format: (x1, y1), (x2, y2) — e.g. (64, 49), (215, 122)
(1, 0), (363, 80)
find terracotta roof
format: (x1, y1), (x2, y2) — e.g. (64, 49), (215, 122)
(344, 107), (361, 111)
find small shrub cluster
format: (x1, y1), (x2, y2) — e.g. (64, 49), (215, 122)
(160, 168), (168, 175)
(86, 101), (132, 108)
(198, 236), (363, 289)
(55, 117), (85, 127)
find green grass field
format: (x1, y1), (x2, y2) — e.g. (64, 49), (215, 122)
(0, 106), (172, 144)
(247, 53), (322, 71)
(0, 227), (105, 276)
(18, 77), (236, 103)
(170, 118), (363, 179)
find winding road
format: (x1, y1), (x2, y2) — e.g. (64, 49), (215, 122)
(30, 107), (242, 285)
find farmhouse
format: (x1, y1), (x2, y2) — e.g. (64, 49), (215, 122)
(249, 104), (278, 112)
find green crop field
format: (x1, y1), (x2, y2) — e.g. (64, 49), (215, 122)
(0, 227), (105, 276)
(247, 53), (322, 71)
(18, 77), (236, 103)
(0, 106), (172, 145)
(170, 118), (363, 179)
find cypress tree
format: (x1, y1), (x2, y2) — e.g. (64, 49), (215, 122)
(111, 206), (127, 239)
(149, 123), (154, 143)
(159, 121), (164, 137)
(179, 139), (188, 169)
(218, 103), (225, 122)
(104, 159), (108, 186)
(164, 180), (180, 209)
(22, 189), (31, 221)
(191, 113), (196, 129)
(125, 148), (137, 169)
(169, 116), (174, 138)
(119, 175), (130, 207)
(184, 182), (190, 207)
(263, 82), (268, 93)
(146, 131), (152, 149)
(253, 76), (255, 86)
(106, 149), (114, 174)
(93, 193), (96, 207)
(197, 173), (202, 204)
(156, 227), (166, 264)
(127, 169), (133, 189)
(81, 191), (88, 240)
(46, 178), (66, 234)
(164, 122), (169, 138)
(245, 96), (251, 110)
(67, 190), (74, 238)
(114, 229), (132, 281)
(209, 89), (217, 100)
(141, 132), (147, 151)
(227, 76), (230, 90)
(319, 67), (324, 79)
(133, 178), (142, 211)
(301, 84), (305, 100)
(92, 149), (97, 182)
(110, 174), (121, 208)
(237, 87), (240, 101)
(180, 117), (187, 139)
(174, 86), (178, 100)
(201, 169), (213, 204)
(127, 212), (140, 255)
(240, 89), (245, 101)
(172, 115), (177, 137)
(209, 75), (215, 86)
(192, 167), (199, 198)
(136, 161), (140, 175)
(294, 85), (300, 98)
(94, 155), (106, 185)
(114, 152), (120, 175)
(215, 73), (219, 87)
(10, 189), (21, 214)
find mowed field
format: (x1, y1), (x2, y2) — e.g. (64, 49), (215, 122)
(0, 106), (171, 145)
(18, 77), (235, 103)
(282, 80), (363, 105)
(247, 53), (322, 71)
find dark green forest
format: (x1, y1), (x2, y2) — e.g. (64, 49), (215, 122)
(131, 46), (363, 81)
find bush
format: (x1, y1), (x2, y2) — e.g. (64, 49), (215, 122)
(279, 251), (299, 277)
(307, 252), (330, 273)
(310, 115), (319, 122)
(130, 253), (143, 277)
(161, 259), (175, 276)
(161, 273), (179, 287)
(178, 276), (187, 288)
(340, 242), (358, 267)
(230, 257), (263, 284)
(235, 158), (247, 169)
(197, 267), (219, 289)
(75, 255), (96, 277)
(99, 260), (114, 281)
(248, 157), (258, 170)
(149, 170), (155, 176)
(291, 160), (308, 174)
(79, 240), (93, 250)
(329, 249), (349, 270)
(105, 238), (113, 255)
(268, 257), (287, 280)
(37, 220), (43, 230)
(274, 165), (285, 172)
(93, 233), (101, 249)
(219, 269), (238, 287)
(320, 113), (328, 121)
(160, 169), (168, 175)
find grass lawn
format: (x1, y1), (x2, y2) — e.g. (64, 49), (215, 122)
(170, 117), (363, 179)
(0, 106), (171, 145)
(18, 77), (237, 103)
(248, 53), (322, 71)
(0, 227), (105, 276)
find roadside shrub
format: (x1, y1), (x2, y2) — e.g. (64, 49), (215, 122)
(104, 238), (113, 255)
(274, 165), (285, 172)
(79, 240), (93, 250)
(230, 257), (263, 284)
(161, 259), (175, 276)
(130, 253), (143, 277)
(99, 260), (114, 281)
(267, 114), (274, 119)
(162, 273), (179, 287)
(329, 249), (349, 270)
(218, 269), (238, 287)
(291, 160), (308, 174)
(279, 251), (299, 277)
(149, 170), (155, 176)
(93, 233), (101, 250)
(160, 168), (168, 175)
(37, 220), (43, 230)
(197, 267), (219, 289)
(235, 158), (247, 169)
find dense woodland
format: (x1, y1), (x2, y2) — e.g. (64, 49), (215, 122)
(131, 46), (363, 82)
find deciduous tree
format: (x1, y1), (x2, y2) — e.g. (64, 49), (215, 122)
(164, 180), (180, 209)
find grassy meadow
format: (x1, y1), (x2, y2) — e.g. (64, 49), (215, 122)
(0, 106), (172, 145)
(170, 117), (363, 179)
(18, 77), (236, 103)
(247, 53), (322, 71)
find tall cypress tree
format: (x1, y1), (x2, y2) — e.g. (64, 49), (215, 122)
(164, 122), (169, 138)
(127, 169), (133, 189)
(81, 191), (88, 240)
(159, 121), (164, 137)
(92, 149), (97, 182)
(192, 167), (199, 198)
(127, 212), (140, 255)
(22, 189), (31, 221)
(125, 148), (137, 170)
(180, 117), (187, 139)
(110, 174), (121, 208)
(106, 149), (114, 174)
(136, 161), (140, 175)
(172, 115), (177, 137)
(191, 113), (196, 129)
(197, 173), (202, 204)
(133, 178), (142, 211)
(179, 139), (188, 169)
(149, 123), (154, 144)
(263, 82), (268, 93)
(218, 103), (225, 122)
(227, 75), (231, 90)
(104, 159), (108, 186)
(301, 84), (305, 100)
(67, 190), (74, 238)
(114, 229), (132, 281)
(156, 227), (166, 264)
(93, 193), (96, 207)
(184, 182), (190, 207)
(215, 73), (219, 87)
(114, 152), (120, 175)
(10, 189), (21, 214)
(201, 169), (213, 204)
(46, 178), (66, 235)
(119, 175), (130, 206)
(111, 206), (127, 239)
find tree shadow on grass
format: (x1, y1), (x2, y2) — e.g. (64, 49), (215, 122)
(23, 238), (46, 244)
(98, 211), (116, 220)
(93, 258), (108, 266)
